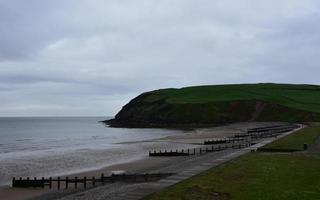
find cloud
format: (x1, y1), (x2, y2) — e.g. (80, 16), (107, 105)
(0, 0), (320, 116)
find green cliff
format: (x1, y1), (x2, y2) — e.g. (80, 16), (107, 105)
(105, 83), (320, 127)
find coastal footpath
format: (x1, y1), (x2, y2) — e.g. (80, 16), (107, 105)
(145, 123), (320, 200)
(26, 123), (312, 200)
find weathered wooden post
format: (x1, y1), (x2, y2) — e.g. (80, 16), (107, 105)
(57, 177), (60, 190)
(304, 143), (308, 150)
(12, 177), (15, 187)
(145, 173), (148, 181)
(111, 174), (114, 183)
(84, 176), (87, 189)
(49, 177), (52, 189)
(42, 177), (45, 189)
(74, 177), (78, 189)
(101, 173), (105, 185)
(92, 176), (96, 187)
(65, 177), (69, 189)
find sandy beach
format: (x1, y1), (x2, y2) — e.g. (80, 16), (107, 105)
(0, 122), (287, 200)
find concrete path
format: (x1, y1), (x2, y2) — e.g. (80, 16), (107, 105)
(51, 125), (304, 200)
(117, 126), (304, 200)
(29, 125), (304, 200)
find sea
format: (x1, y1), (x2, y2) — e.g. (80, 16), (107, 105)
(0, 117), (184, 186)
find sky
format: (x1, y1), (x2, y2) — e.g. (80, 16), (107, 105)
(1, 0), (320, 116)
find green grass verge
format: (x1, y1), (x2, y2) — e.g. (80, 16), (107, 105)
(263, 125), (320, 150)
(145, 126), (320, 200)
(145, 153), (320, 200)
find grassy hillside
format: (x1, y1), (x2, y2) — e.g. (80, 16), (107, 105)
(106, 83), (320, 127)
(143, 83), (320, 112)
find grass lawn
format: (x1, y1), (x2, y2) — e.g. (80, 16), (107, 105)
(145, 153), (320, 200)
(263, 125), (320, 150)
(146, 83), (320, 113)
(145, 125), (320, 200)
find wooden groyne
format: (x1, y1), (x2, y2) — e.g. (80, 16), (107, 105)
(247, 124), (300, 134)
(12, 173), (174, 189)
(149, 149), (191, 156)
(234, 124), (301, 139)
(204, 137), (247, 145)
(204, 124), (300, 145)
(149, 142), (251, 157)
(149, 124), (301, 157)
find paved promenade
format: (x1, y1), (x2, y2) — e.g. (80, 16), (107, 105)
(32, 125), (303, 200)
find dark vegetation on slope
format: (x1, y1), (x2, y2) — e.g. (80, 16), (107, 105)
(105, 83), (320, 127)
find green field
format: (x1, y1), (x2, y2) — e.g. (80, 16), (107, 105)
(109, 83), (320, 127)
(145, 126), (320, 200)
(264, 125), (320, 150)
(145, 153), (320, 200)
(146, 83), (320, 113)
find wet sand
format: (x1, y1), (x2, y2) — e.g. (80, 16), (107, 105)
(0, 122), (287, 200)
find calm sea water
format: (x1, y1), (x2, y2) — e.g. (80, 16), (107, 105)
(0, 117), (183, 186)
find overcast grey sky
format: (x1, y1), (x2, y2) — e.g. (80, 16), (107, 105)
(1, 0), (320, 116)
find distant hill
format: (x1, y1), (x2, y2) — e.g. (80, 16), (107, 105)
(104, 83), (320, 127)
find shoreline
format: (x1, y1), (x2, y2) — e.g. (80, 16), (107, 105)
(103, 118), (228, 129)
(0, 122), (290, 200)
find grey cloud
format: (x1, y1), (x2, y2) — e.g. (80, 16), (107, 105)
(252, 9), (320, 84)
(1, 0), (320, 116)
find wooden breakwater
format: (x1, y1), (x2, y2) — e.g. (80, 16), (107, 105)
(149, 143), (251, 157)
(12, 173), (174, 189)
(247, 124), (300, 134)
(204, 124), (300, 145)
(234, 124), (301, 139)
(149, 149), (191, 156)
(149, 124), (301, 157)
(204, 137), (247, 145)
